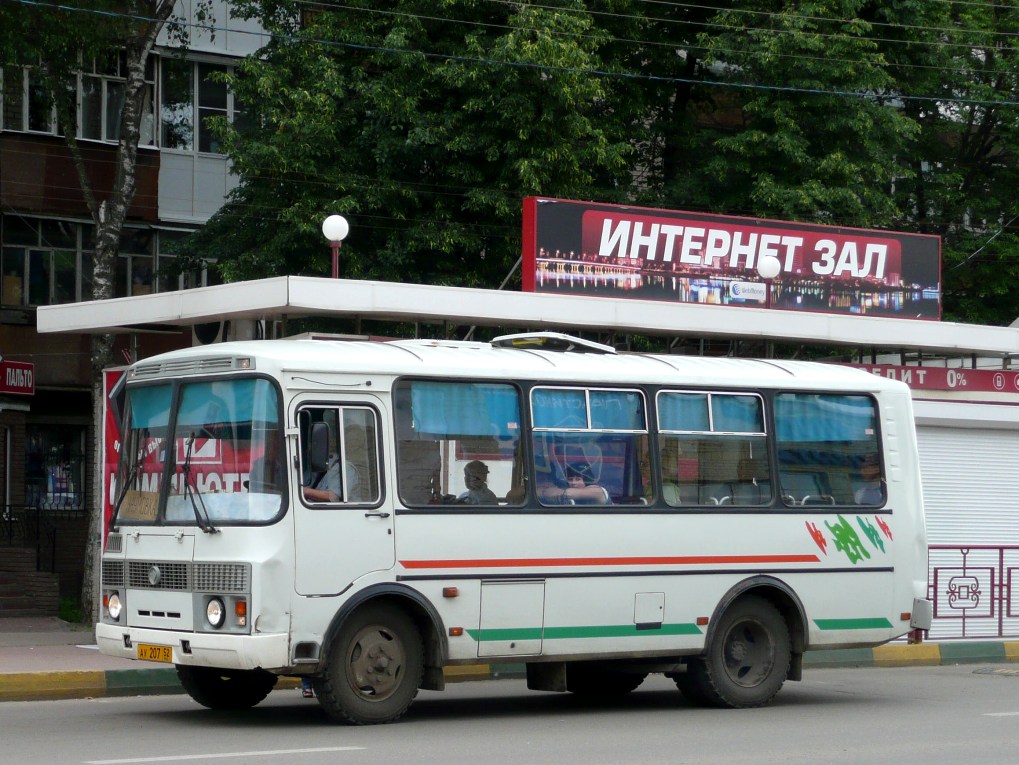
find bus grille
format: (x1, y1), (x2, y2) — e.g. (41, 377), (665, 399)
(102, 559), (125, 587)
(128, 560), (191, 590)
(194, 563), (249, 592)
(103, 560), (250, 593)
(106, 534), (123, 553)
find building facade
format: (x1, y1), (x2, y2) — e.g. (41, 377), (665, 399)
(0, 5), (265, 600)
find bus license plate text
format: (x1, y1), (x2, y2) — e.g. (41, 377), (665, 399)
(137, 644), (173, 663)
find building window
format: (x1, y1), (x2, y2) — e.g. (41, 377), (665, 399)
(81, 53), (155, 145)
(1, 55), (154, 144)
(1, 216), (87, 305)
(160, 57), (194, 150)
(0, 215), (161, 305)
(0, 217), (215, 305)
(1, 65), (58, 134)
(159, 59), (237, 155)
(25, 424), (86, 510)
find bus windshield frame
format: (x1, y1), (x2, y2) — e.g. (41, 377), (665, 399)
(112, 375), (287, 529)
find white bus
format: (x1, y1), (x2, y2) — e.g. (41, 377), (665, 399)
(97, 332), (932, 724)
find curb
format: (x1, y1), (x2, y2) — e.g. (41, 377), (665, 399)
(2, 645), (1017, 703)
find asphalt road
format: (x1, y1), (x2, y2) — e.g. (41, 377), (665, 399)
(3, 666), (1018, 765)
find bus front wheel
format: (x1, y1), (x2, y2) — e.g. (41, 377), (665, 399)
(316, 603), (424, 725)
(175, 665), (278, 710)
(676, 595), (790, 708)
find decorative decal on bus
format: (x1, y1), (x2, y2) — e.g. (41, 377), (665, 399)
(807, 516), (894, 564)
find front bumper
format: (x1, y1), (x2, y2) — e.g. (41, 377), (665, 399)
(96, 622), (291, 672)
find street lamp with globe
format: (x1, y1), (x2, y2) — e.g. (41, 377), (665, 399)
(756, 255), (781, 309)
(321, 215), (350, 279)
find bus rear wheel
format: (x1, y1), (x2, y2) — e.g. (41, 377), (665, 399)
(566, 662), (647, 697)
(175, 665), (278, 710)
(315, 604), (424, 725)
(676, 595), (790, 708)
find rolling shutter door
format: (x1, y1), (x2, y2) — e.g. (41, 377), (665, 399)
(916, 426), (1019, 546)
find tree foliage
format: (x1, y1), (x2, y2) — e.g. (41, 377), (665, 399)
(182, 1), (1019, 325)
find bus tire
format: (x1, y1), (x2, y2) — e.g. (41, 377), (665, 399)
(677, 595), (790, 708)
(175, 665), (277, 710)
(566, 662), (647, 697)
(316, 603), (424, 725)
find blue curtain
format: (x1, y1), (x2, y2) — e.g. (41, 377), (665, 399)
(128, 384), (172, 429)
(712, 395), (763, 433)
(410, 381), (520, 437)
(774, 394), (875, 443)
(658, 392), (710, 432)
(590, 390), (645, 430)
(531, 388), (588, 429)
(176, 379), (278, 427)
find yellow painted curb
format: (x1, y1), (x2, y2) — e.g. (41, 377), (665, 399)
(0, 671), (107, 701)
(872, 643), (941, 666)
(1003, 643), (1019, 661)
(443, 664), (492, 682)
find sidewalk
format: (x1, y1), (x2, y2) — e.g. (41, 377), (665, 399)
(2, 616), (1019, 702)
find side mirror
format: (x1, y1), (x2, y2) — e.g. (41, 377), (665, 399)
(309, 422), (330, 473)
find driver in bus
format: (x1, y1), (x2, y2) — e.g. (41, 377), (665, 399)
(303, 453), (362, 503)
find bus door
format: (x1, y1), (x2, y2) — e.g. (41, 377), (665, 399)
(292, 400), (393, 596)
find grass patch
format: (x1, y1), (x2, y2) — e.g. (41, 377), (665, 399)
(59, 597), (84, 624)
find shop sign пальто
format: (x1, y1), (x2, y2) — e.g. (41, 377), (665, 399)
(522, 197), (942, 319)
(0, 360), (35, 395)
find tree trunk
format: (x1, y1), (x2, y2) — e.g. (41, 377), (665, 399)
(78, 0), (178, 622)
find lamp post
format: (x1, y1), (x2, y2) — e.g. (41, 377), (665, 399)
(756, 255), (781, 310)
(321, 215), (350, 279)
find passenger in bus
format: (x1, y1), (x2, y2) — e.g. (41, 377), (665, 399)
(456, 460), (499, 505)
(539, 462), (610, 505)
(854, 454), (884, 505)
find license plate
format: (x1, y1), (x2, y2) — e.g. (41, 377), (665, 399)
(137, 643), (174, 663)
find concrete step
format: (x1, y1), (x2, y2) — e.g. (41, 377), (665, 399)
(0, 566), (60, 617)
(0, 548), (38, 574)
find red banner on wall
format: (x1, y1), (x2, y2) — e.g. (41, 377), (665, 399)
(102, 368), (126, 546)
(850, 364), (1019, 393)
(522, 197), (942, 320)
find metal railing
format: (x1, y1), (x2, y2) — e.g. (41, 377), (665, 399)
(0, 504), (61, 573)
(927, 544), (1019, 641)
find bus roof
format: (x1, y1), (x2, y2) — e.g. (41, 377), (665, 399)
(128, 335), (905, 394)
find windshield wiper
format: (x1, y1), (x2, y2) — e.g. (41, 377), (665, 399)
(181, 433), (217, 534)
(110, 447), (145, 533)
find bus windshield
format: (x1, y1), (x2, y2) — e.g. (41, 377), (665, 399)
(113, 377), (285, 527)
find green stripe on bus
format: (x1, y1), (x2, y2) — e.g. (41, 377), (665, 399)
(814, 618), (894, 630)
(466, 623), (702, 641)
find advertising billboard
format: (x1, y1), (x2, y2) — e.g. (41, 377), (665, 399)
(522, 197), (942, 319)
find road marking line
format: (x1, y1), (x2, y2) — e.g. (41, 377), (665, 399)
(983, 712), (1019, 717)
(84, 748), (364, 764)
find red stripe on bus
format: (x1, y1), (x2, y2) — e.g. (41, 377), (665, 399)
(399, 554), (820, 569)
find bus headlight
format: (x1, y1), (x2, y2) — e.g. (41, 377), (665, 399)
(107, 592), (122, 621)
(206, 597), (225, 629)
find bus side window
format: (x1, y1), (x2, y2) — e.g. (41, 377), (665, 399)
(298, 406), (381, 504)
(531, 387), (648, 507)
(394, 380), (523, 507)
(774, 393), (880, 507)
